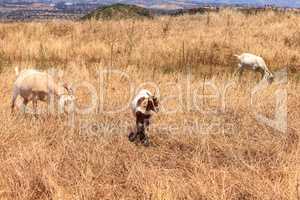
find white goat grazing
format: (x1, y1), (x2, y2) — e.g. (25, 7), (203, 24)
(11, 67), (75, 115)
(129, 89), (159, 146)
(234, 53), (274, 83)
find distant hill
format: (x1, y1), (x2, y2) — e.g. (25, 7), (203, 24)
(1, 1), (300, 8)
(81, 4), (153, 20)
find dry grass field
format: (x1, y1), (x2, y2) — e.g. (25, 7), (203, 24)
(0, 10), (300, 199)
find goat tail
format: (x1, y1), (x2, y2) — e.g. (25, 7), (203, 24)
(14, 67), (19, 76)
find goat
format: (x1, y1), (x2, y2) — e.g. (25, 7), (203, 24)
(234, 53), (274, 83)
(11, 67), (75, 116)
(129, 89), (159, 146)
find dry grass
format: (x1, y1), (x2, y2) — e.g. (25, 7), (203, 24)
(0, 10), (299, 200)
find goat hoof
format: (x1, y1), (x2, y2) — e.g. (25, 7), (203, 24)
(142, 139), (150, 147)
(128, 132), (137, 142)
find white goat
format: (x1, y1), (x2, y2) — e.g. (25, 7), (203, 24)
(129, 89), (159, 146)
(11, 67), (75, 115)
(234, 53), (274, 83)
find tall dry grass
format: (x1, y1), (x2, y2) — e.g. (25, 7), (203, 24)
(0, 10), (299, 200)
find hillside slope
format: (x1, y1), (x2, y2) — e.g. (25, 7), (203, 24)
(82, 3), (153, 20)
(1, 0), (300, 8)
(0, 10), (299, 200)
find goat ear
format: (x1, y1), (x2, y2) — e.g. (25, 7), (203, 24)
(136, 97), (148, 113)
(141, 97), (149, 108)
(147, 98), (159, 113)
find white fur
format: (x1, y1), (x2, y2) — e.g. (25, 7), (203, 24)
(234, 53), (274, 82)
(131, 89), (153, 116)
(11, 67), (74, 114)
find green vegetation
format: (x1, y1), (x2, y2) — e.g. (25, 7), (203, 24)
(82, 3), (153, 20)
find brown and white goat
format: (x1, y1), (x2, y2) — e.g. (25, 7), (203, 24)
(129, 89), (159, 146)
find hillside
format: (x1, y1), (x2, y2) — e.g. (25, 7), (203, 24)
(82, 3), (152, 20)
(1, 0), (300, 8)
(0, 9), (299, 200)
